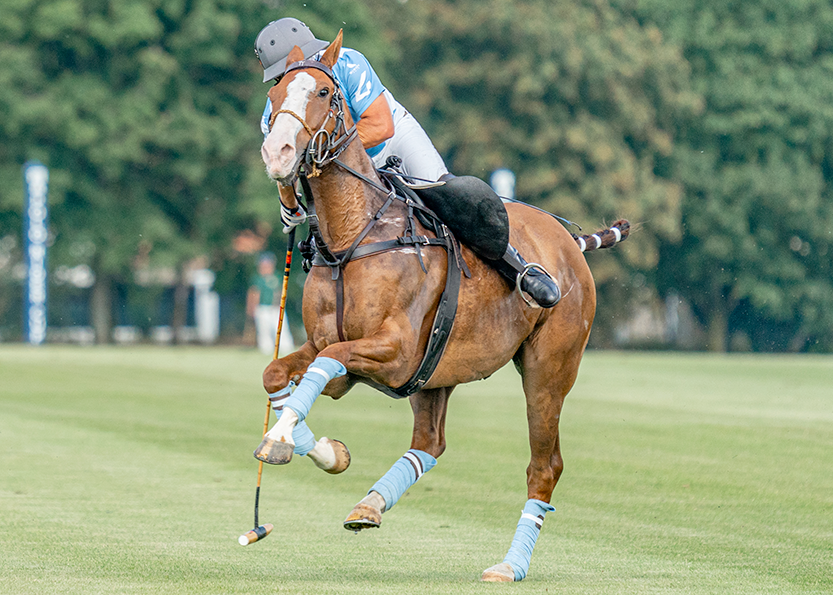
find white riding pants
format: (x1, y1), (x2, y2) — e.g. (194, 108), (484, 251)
(254, 305), (295, 356)
(371, 110), (448, 183)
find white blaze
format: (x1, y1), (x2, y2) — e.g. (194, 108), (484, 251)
(262, 72), (317, 179)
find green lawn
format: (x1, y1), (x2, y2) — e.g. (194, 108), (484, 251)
(1, 346), (831, 594)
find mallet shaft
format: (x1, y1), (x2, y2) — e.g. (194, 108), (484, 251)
(254, 397), (271, 529)
(245, 227), (295, 544)
(272, 227), (295, 360)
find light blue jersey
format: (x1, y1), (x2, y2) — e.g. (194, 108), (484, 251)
(261, 47), (388, 157)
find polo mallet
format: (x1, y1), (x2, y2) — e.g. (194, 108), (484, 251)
(238, 227), (296, 546)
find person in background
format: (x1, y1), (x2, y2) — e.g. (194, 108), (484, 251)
(247, 252), (294, 355)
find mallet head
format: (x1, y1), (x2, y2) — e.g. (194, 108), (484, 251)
(238, 523), (273, 546)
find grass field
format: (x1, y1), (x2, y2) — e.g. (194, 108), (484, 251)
(1, 346), (831, 594)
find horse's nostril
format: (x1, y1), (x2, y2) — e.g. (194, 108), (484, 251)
(280, 144), (294, 162)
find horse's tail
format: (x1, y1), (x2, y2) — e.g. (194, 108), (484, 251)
(572, 219), (630, 252)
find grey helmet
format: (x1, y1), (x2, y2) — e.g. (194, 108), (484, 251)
(255, 18), (329, 83)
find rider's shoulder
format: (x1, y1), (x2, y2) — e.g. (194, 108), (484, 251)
(339, 48), (372, 71)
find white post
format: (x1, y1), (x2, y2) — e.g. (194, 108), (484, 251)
(23, 161), (49, 345)
(191, 268), (220, 344)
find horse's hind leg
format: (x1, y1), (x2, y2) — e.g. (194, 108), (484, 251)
(344, 386), (452, 531)
(482, 339), (584, 582)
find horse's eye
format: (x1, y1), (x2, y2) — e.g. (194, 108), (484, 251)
(318, 88), (330, 98)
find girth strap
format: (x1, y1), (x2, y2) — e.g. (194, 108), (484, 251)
(385, 223), (461, 398)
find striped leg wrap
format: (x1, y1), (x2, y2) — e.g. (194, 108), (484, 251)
(283, 357), (347, 423)
(370, 449), (437, 511)
(502, 499), (556, 581)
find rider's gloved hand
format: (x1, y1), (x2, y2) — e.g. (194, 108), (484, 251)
(280, 200), (307, 234)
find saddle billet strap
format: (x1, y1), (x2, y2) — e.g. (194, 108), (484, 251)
(387, 224), (462, 398)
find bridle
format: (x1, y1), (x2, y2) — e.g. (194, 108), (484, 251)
(267, 59), (358, 180)
(266, 58), (400, 271)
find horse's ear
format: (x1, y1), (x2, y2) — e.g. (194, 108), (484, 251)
(287, 44), (305, 65)
(319, 29), (343, 68)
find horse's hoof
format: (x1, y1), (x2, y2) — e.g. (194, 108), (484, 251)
(343, 502), (381, 532)
(481, 562), (516, 582)
(319, 438), (351, 474)
(253, 436), (293, 465)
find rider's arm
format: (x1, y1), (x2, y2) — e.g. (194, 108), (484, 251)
(335, 48), (392, 150)
(356, 94), (394, 149)
(261, 98), (272, 138)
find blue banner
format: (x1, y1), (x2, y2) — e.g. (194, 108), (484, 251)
(23, 161), (49, 345)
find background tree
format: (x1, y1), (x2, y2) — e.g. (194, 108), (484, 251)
(371, 0), (700, 343)
(0, 0), (392, 343)
(621, 0), (833, 351)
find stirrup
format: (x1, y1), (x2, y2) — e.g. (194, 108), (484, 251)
(516, 262), (557, 309)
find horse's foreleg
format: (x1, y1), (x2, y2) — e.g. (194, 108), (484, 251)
(257, 329), (403, 467)
(256, 342), (350, 472)
(256, 380), (351, 473)
(344, 387), (452, 532)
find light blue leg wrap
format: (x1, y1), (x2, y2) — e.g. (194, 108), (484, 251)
(502, 499), (556, 581)
(268, 382), (316, 456)
(370, 449), (437, 511)
(283, 357), (347, 423)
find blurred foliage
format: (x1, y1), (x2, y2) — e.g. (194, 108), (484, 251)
(619, 0), (833, 351)
(2, 0), (832, 351)
(381, 0), (699, 272)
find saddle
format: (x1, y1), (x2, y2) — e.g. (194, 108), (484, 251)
(410, 175), (510, 262)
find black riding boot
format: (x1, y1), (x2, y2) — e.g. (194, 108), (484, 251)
(493, 244), (561, 308)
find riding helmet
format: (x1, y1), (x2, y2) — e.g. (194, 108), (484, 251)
(255, 18), (329, 83)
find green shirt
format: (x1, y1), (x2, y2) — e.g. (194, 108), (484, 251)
(251, 274), (280, 306)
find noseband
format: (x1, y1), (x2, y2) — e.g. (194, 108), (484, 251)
(267, 59), (358, 179)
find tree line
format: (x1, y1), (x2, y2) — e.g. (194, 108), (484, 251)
(1, 0), (831, 352)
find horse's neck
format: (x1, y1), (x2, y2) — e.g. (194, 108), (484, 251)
(308, 146), (391, 251)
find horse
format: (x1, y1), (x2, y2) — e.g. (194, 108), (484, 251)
(255, 31), (629, 582)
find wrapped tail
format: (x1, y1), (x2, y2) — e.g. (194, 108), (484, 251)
(573, 219), (629, 252)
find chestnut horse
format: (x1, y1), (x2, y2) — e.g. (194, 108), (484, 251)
(256, 33), (628, 582)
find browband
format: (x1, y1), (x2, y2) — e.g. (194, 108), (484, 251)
(283, 59), (335, 81)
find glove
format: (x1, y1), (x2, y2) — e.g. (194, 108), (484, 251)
(280, 200), (307, 234)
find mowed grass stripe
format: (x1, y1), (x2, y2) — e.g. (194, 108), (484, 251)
(1, 346), (831, 594)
